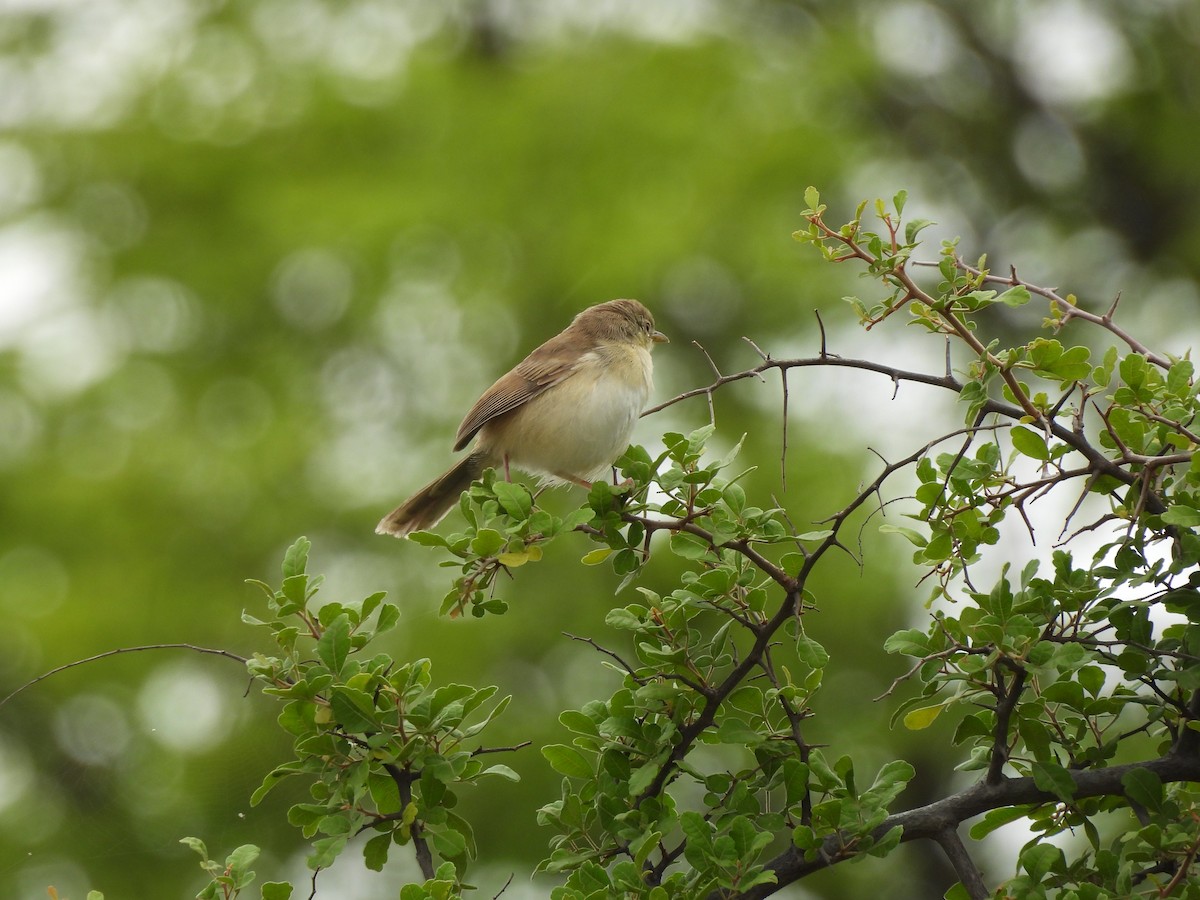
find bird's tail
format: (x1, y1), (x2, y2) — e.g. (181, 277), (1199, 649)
(376, 452), (489, 538)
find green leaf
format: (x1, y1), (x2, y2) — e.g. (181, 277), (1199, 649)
(1011, 426), (1050, 461)
(902, 704), (944, 730)
(997, 285), (1031, 307)
(480, 764), (520, 782)
(804, 186), (820, 210)
(717, 718), (763, 745)
(429, 826), (468, 858)
(375, 602), (401, 635)
(407, 530), (449, 547)
(1121, 767), (1164, 812)
(1031, 760), (1076, 801)
(969, 805), (1033, 840)
(1162, 504), (1200, 527)
(180, 836), (209, 859)
(250, 762), (303, 806)
(604, 607), (642, 631)
(879, 523), (928, 547)
(669, 532), (711, 560)
(493, 481), (533, 520)
(542, 744), (594, 780)
(369, 771), (401, 815)
(1167, 359), (1194, 396)
(317, 614), (351, 674)
(363, 832), (391, 872)
(261, 885), (293, 900)
(470, 528), (506, 557)
(796, 529), (834, 542)
(581, 548), (613, 566)
(1020, 842), (1064, 881)
(628, 759), (661, 795)
(869, 760), (915, 796)
(329, 688), (379, 733)
(282, 537), (311, 579)
(883, 628), (929, 656)
(226, 844), (260, 872)
(795, 634), (829, 669)
(558, 710), (600, 736)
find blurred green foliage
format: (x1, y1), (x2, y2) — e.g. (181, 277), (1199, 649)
(2, 2), (1199, 898)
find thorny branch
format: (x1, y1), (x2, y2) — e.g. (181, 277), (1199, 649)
(720, 754), (1200, 900)
(621, 243), (1197, 897)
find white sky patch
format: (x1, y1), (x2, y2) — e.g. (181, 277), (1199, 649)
(53, 693), (131, 766)
(137, 662), (231, 754)
(872, 1), (962, 78)
(0, 218), (88, 348)
(1014, 1), (1133, 107)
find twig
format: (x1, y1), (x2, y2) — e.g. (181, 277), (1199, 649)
(932, 827), (989, 900)
(385, 762), (436, 880)
(987, 661), (1028, 784)
(641, 355), (960, 417)
(0, 644), (249, 709)
(948, 258), (1171, 369)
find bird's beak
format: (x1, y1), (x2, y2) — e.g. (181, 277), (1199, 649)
(651, 330), (669, 344)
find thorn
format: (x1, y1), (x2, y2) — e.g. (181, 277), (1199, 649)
(815, 308), (830, 358)
(1104, 291), (1122, 322)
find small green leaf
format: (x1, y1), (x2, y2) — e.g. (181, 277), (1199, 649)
(470, 528), (506, 557)
(1011, 426), (1050, 461)
(795, 634), (829, 669)
(369, 771), (401, 815)
(480, 764), (520, 782)
(1020, 842), (1064, 881)
(670, 532), (711, 560)
(1121, 767), (1164, 812)
(226, 844), (260, 872)
(329, 688), (379, 733)
(493, 481), (533, 519)
(408, 530), (449, 548)
(969, 805), (1033, 840)
(1162, 504), (1200, 527)
(282, 537), (311, 579)
(375, 603), (401, 635)
(180, 836), (209, 859)
(261, 885), (293, 900)
(1031, 760), (1076, 801)
(542, 744), (593, 780)
(883, 628), (929, 656)
(317, 614), (351, 674)
(604, 607), (642, 630)
(581, 548), (613, 566)
(997, 285), (1031, 307)
(879, 523), (928, 547)
(363, 833), (391, 872)
(903, 704), (944, 730)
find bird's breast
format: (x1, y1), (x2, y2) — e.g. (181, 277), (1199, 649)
(483, 344), (653, 480)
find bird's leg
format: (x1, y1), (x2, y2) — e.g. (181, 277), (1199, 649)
(503, 454), (512, 481)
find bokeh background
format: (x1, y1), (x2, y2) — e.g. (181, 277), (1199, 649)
(2, 1), (1199, 898)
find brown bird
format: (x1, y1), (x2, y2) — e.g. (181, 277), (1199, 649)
(376, 299), (668, 537)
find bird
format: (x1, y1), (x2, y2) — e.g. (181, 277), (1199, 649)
(376, 298), (668, 537)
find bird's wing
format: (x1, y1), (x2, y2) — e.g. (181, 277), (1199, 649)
(453, 331), (590, 451)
